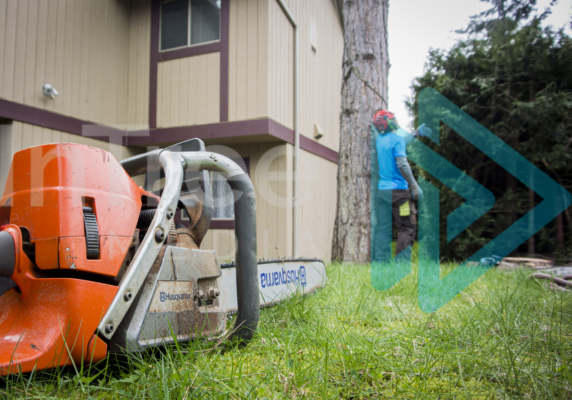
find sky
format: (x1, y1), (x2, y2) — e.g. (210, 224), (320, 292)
(387, 0), (572, 130)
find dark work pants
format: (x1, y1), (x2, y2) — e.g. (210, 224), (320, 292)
(372, 189), (416, 263)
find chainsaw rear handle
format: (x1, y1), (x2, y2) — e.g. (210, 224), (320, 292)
(119, 150), (259, 343)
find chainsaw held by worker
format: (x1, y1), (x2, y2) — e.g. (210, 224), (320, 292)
(0, 139), (326, 375)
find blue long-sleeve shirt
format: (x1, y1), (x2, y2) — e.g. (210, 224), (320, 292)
(375, 128), (409, 190)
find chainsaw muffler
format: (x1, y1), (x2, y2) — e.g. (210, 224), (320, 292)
(0, 140), (258, 374)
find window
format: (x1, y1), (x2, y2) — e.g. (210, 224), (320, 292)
(160, 0), (221, 51)
(211, 158), (249, 220)
(211, 172), (233, 219)
(173, 158), (249, 227)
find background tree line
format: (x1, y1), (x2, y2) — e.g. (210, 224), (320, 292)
(407, 0), (572, 263)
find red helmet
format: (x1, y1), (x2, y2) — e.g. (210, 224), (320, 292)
(372, 110), (399, 133)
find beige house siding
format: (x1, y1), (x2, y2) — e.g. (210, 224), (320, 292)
(201, 229), (236, 262)
(126, 0), (152, 127)
(267, 0), (294, 130)
(156, 0), (277, 128)
(297, 146), (337, 261)
(0, 122), (338, 262)
(268, 0), (343, 152)
(156, 53), (220, 128)
(0, 0), (152, 128)
(0, 121), (137, 192)
(0, 0), (134, 126)
(0, 0), (343, 263)
(201, 141), (293, 261)
(228, 0), (269, 122)
(201, 142), (337, 262)
(0, 0), (342, 137)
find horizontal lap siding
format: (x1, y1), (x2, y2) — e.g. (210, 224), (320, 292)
(157, 52), (220, 128)
(0, 0), (143, 127)
(228, 0), (268, 122)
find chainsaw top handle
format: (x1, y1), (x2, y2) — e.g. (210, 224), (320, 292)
(107, 149), (259, 344)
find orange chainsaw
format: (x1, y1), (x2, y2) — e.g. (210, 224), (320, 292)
(0, 139), (259, 375)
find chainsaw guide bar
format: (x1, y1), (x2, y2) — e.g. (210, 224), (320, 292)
(219, 258), (327, 316)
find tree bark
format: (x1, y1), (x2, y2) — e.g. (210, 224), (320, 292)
(332, 0), (389, 263)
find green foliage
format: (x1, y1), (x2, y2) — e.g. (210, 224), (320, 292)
(408, 1), (572, 261)
(460, 0), (559, 34)
(2, 264), (571, 398)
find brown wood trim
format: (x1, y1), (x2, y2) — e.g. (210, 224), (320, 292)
(149, 0), (161, 129)
(267, 118), (296, 143)
(126, 118), (275, 146)
(300, 135), (339, 164)
(125, 118), (339, 164)
(210, 219), (235, 229)
(0, 99), (127, 142)
(0, 98), (339, 164)
(219, 0), (230, 122)
(127, 118), (295, 147)
(158, 41), (221, 62)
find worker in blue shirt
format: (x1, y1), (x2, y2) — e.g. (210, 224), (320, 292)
(371, 110), (430, 263)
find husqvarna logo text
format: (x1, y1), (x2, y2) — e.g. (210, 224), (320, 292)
(261, 266), (307, 288)
(160, 292), (192, 302)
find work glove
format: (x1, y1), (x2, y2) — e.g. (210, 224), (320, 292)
(411, 185), (424, 202)
(415, 123), (432, 138)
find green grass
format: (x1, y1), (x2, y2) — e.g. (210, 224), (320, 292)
(2, 263), (572, 399)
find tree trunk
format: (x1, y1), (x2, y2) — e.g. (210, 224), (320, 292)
(332, 0), (389, 263)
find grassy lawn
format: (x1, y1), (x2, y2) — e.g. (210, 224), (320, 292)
(2, 263), (571, 399)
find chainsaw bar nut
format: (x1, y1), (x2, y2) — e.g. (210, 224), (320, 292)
(208, 287), (220, 299)
(154, 228), (165, 243)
